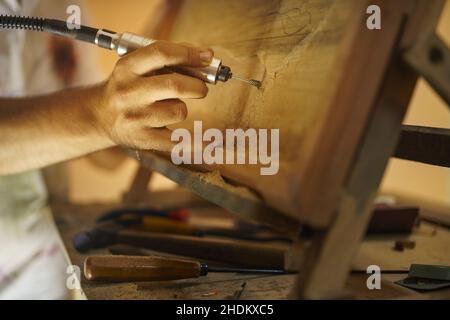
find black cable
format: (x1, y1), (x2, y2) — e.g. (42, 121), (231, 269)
(0, 15), (44, 31)
(0, 14), (100, 45)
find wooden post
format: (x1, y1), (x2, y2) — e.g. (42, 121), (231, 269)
(292, 0), (444, 299)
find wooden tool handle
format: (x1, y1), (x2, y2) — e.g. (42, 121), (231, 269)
(118, 230), (286, 269)
(84, 255), (202, 282)
(137, 216), (198, 236)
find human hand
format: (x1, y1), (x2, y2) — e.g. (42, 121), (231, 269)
(94, 41), (213, 151)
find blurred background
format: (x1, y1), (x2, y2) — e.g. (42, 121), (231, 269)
(46, 0), (449, 212)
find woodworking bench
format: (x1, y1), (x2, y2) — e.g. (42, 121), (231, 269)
(51, 188), (450, 300)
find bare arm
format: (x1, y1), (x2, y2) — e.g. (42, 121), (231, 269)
(0, 41), (212, 175)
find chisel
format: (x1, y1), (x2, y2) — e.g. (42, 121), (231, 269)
(108, 214), (292, 243)
(84, 255), (289, 282)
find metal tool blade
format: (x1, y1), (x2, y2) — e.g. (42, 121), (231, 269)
(231, 75), (262, 88)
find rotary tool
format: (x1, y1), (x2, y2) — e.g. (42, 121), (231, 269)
(0, 15), (262, 88)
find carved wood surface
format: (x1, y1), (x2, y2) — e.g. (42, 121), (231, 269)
(165, 0), (410, 227)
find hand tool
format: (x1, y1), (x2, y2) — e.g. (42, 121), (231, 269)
(84, 255), (288, 282)
(0, 15), (262, 88)
(96, 207), (189, 223)
(73, 221), (288, 269)
(107, 244), (245, 269)
(96, 204), (415, 239)
(103, 212), (293, 243)
(118, 205), (419, 243)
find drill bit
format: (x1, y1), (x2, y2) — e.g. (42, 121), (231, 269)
(231, 74), (262, 88)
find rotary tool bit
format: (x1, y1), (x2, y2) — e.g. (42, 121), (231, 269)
(0, 15), (262, 88)
(231, 75), (262, 88)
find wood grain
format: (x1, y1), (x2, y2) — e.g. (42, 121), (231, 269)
(157, 0), (403, 227)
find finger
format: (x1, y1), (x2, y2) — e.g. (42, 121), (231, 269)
(120, 41), (214, 75)
(125, 99), (188, 128)
(150, 73), (209, 101)
(178, 42), (215, 57)
(136, 127), (177, 152)
(126, 73), (208, 105)
(148, 99), (188, 127)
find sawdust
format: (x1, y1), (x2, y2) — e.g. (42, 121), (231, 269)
(195, 170), (259, 201)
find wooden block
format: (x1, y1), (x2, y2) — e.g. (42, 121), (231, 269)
(137, 1), (440, 229)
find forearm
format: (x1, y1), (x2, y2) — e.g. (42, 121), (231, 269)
(0, 41), (211, 175)
(0, 84), (114, 175)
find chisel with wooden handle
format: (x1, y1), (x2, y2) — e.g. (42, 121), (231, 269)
(84, 255), (288, 282)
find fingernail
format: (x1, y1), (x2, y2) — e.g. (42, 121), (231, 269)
(200, 49), (213, 65)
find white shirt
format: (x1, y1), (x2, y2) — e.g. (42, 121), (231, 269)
(0, 0), (101, 299)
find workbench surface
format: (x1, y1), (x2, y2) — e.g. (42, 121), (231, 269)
(51, 190), (450, 300)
